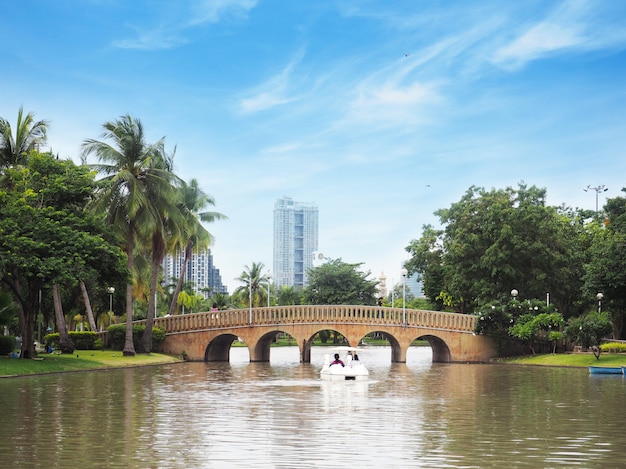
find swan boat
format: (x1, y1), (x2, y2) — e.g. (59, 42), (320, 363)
(320, 346), (369, 381)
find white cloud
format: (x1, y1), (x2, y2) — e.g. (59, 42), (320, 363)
(189, 0), (258, 26)
(239, 48), (306, 113)
(493, 22), (582, 69)
(491, 0), (626, 70)
(113, 0), (258, 50)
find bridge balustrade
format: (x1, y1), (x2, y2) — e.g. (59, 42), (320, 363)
(143, 305), (476, 335)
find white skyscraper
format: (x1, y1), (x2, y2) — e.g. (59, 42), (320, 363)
(162, 248), (228, 297)
(273, 197), (319, 288)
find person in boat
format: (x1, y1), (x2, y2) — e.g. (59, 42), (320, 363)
(330, 353), (345, 367)
(352, 353), (359, 363)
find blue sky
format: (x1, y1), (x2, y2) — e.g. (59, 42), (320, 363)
(2, 1), (626, 293)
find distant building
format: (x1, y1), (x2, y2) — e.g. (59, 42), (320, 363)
(273, 196), (319, 288)
(405, 274), (424, 298)
(162, 248), (228, 297)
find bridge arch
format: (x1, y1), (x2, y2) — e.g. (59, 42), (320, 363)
(415, 334), (451, 363)
(204, 333), (239, 361)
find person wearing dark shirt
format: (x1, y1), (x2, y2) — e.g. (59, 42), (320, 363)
(330, 353), (345, 367)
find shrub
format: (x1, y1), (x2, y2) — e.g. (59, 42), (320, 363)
(43, 332), (97, 350)
(106, 324), (165, 352)
(70, 331), (97, 350)
(0, 335), (17, 355)
(93, 338), (104, 350)
(43, 333), (59, 349)
(600, 342), (626, 353)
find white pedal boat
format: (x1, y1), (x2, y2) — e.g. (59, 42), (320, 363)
(320, 346), (369, 381)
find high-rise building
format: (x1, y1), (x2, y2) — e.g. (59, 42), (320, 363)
(162, 248), (228, 297)
(273, 197), (319, 288)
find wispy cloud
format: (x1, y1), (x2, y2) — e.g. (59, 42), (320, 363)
(492, 22), (583, 69)
(239, 48), (306, 113)
(492, 0), (626, 70)
(113, 0), (257, 50)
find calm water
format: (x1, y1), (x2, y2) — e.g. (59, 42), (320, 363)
(1, 346), (626, 468)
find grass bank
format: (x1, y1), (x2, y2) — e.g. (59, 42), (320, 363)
(500, 352), (626, 368)
(0, 350), (182, 378)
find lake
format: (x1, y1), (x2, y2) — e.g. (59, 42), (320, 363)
(1, 346), (625, 468)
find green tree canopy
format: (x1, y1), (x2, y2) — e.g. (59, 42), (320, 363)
(405, 183), (586, 314)
(0, 152), (127, 358)
(583, 189), (626, 337)
(303, 258), (378, 305)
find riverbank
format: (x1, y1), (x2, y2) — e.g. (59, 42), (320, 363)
(0, 350), (182, 378)
(499, 352), (626, 367)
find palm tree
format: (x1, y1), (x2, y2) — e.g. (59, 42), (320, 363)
(82, 115), (176, 356)
(0, 107), (48, 168)
(167, 179), (227, 316)
(234, 262), (266, 308)
(140, 147), (183, 353)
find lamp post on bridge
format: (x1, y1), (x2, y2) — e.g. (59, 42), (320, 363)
(266, 271), (272, 308)
(249, 281), (253, 325)
(401, 268), (408, 327)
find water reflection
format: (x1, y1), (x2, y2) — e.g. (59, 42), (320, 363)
(1, 347), (626, 468)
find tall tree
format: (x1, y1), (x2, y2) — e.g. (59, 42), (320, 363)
(0, 107), (48, 168)
(584, 189), (626, 337)
(82, 115), (175, 356)
(406, 183), (584, 314)
(0, 152), (126, 358)
(140, 147), (182, 353)
(303, 258), (378, 305)
(167, 179), (227, 316)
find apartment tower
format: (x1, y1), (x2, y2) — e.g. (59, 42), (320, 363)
(273, 197), (319, 288)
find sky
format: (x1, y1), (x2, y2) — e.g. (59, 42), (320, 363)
(2, 0), (626, 293)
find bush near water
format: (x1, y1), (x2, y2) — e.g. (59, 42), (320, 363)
(44, 325), (165, 353)
(0, 335), (17, 355)
(106, 324), (165, 352)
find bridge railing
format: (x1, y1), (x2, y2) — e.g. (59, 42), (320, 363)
(146, 305), (476, 334)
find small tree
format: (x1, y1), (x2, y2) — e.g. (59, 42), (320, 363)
(509, 312), (564, 355)
(565, 311), (613, 359)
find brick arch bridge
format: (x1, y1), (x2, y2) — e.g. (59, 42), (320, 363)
(146, 305), (497, 363)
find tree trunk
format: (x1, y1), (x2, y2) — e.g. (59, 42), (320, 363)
(123, 230), (136, 356)
(52, 284), (75, 354)
(79, 280), (98, 332)
(4, 276), (38, 359)
(141, 253), (160, 353)
(168, 242), (192, 316)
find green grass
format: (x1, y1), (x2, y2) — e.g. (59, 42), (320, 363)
(501, 352), (626, 367)
(0, 350), (182, 377)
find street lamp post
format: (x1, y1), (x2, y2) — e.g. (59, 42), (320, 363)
(249, 283), (253, 325)
(584, 185), (608, 220)
(401, 268), (408, 327)
(511, 289), (518, 301)
(266, 271), (272, 308)
(597, 292), (604, 313)
(107, 287), (115, 312)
